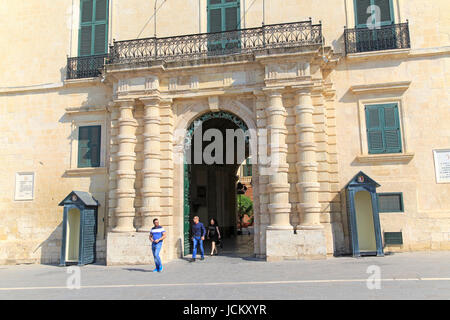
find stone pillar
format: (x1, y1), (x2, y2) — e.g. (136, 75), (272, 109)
(138, 96), (162, 232)
(113, 99), (138, 233)
(159, 99), (174, 258)
(107, 102), (120, 231)
(264, 88), (292, 230)
(254, 92), (270, 257)
(294, 86), (322, 229)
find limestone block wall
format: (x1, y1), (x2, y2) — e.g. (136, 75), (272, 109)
(0, 84), (111, 264)
(333, 52), (450, 253)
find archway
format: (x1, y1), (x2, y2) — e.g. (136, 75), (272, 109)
(183, 111), (254, 257)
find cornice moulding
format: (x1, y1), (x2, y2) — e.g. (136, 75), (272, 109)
(350, 81), (411, 95)
(355, 153), (415, 164)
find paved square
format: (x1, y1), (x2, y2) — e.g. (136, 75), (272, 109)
(0, 251), (449, 300)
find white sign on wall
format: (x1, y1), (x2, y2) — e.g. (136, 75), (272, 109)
(433, 149), (450, 183)
(15, 172), (35, 201)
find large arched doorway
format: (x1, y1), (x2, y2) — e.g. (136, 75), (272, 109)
(183, 111), (254, 257)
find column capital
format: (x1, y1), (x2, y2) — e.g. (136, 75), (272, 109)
(253, 89), (266, 99)
(262, 87), (285, 97)
(114, 99), (136, 110)
(139, 95), (161, 107)
(292, 84), (314, 95)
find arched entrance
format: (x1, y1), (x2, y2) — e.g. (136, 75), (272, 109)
(183, 111), (254, 257)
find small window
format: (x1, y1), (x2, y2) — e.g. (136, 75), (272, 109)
(384, 232), (403, 245)
(377, 193), (403, 212)
(365, 103), (402, 154)
(243, 158), (252, 177)
(78, 126), (101, 168)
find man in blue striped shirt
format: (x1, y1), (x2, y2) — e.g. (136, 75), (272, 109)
(149, 218), (167, 272)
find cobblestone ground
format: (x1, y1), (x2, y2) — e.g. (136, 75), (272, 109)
(0, 237), (449, 300)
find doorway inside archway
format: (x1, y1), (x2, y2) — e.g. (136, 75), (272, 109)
(183, 111), (254, 258)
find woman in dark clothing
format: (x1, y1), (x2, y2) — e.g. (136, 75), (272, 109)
(207, 218), (221, 256)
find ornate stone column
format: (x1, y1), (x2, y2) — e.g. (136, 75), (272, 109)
(138, 96), (162, 232)
(264, 88), (292, 230)
(113, 99), (138, 233)
(294, 86), (322, 229)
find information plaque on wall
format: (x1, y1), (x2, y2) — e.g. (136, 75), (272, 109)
(15, 172), (35, 201)
(433, 149), (450, 183)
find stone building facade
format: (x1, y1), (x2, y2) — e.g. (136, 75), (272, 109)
(0, 0), (449, 265)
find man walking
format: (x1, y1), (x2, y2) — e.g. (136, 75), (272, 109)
(149, 218), (167, 272)
(191, 216), (206, 262)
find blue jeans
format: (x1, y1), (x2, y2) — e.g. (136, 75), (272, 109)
(192, 236), (204, 259)
(152, 241), (163, 270)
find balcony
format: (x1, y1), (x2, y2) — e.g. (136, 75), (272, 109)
(66, 54), (108, 80)
(344, 22), (410, 55)
(107, 20), (322, 66)
(66, 20), (322, 79)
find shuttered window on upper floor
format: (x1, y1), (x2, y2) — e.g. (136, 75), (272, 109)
(365, 103), (402, 154)
(79, 0), (109, 56)
(208, 0), (240, 33)
(354, 0), (394, 28)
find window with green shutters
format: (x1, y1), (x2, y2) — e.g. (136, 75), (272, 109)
(79, 0), (109, 56)
(365, 103), (402, 154)
(208, 0), (240, 51)
(208, 0), (240, 32)
(78, 126), (101, 168)
(354, 0), (396, 51)
(354, 0), (394, 28)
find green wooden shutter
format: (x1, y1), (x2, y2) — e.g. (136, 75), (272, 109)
(355, 0), (372, 27)
(366, 104), (402, 154)
(209, 8), (222, 33)
(93, 24), (107, 54)
(90, 126), (101, 167)
(383, 104), (402, 153)
(374, 0), (394, 24)
(225, 6), (238, 31)
(78, 126), (101, 168)
(81, 0), (94, 23)
(78, 126), (91, 168)
(366, 106), (385, 154)
(79, 0), (109, 56)
(95, 0), (108, 20)
(79, 26), (93, 56)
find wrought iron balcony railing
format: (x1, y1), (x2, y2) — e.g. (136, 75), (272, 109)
(66, 54), (108, 80)
(344, 22), (410, 55)
(108, 20), (322, 65)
